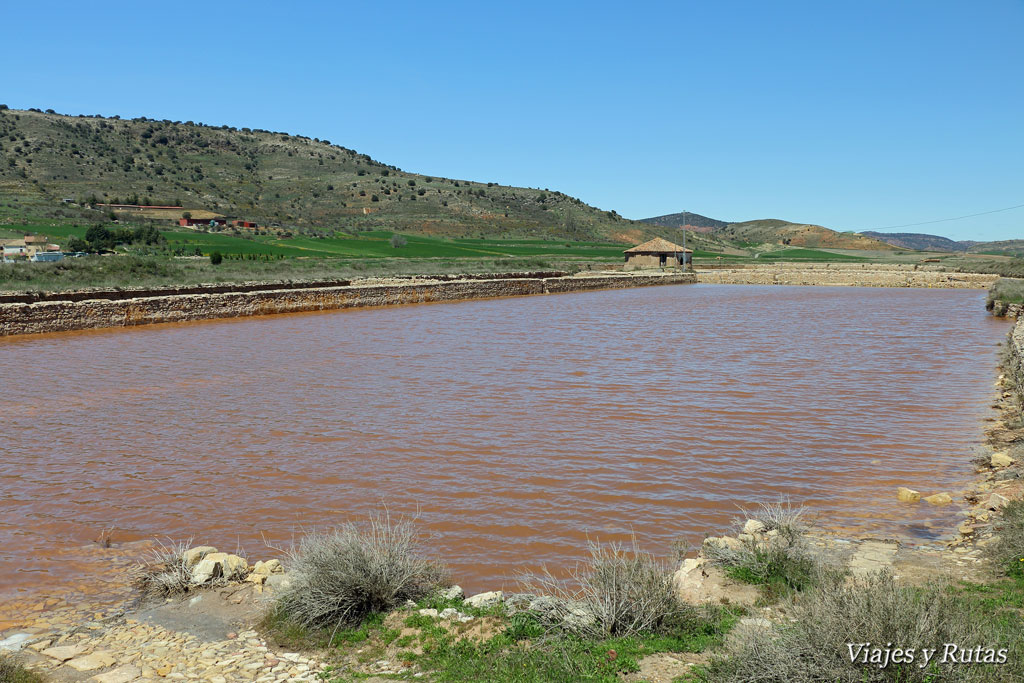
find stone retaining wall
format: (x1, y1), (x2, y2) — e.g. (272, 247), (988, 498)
(1003, 316), (1024, 407)
(696, 263), (996, 289)
(0, 273), (695, 337)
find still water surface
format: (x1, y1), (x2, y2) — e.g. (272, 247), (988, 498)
(0, 284), (1009, 602)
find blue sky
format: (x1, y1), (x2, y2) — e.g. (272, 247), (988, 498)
(3, 1), (1022, 241)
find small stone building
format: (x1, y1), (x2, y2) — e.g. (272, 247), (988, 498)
(623, 237), (692, 270)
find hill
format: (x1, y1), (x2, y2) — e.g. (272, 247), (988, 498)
(862, 231), (972, 252)
(715, 219), (896, 250)
(0, 108), (728, 249)
(967, 240), (1024, 257)
(638, 211), (729, 232)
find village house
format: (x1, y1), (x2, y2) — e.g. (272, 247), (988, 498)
(1, 236), (62, 261)
(623, 237), (692, 270)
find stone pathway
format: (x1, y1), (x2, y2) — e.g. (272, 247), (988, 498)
(3, 584), (326, 682)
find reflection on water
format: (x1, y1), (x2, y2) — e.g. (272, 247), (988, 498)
(0, 284), (1007, 603)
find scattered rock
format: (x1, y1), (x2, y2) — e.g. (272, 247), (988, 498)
(991, 452), (1015, 468)
(439, 608), (459, 619)
(418, 609), (439, 618)
(191, 552), (248, 584)
(672, 557), (759, 606)
(41, 644), (85, 661)
(562, 604), (597, 631)
(702, 536), (742, 552)
(89, 665), (142, 683)
(252, 559), (283, 575)
(923, 492), (953, 506)
(897, 487), (921, 503)
(439, 585), (465, 601)
(66, 650), (118, 671)
(182, 546), (218, 568)
(464, 591), (503, 609)
(246, 573), (267, 586)
(741, 519), (766, 535)
(987, 493), (1010, 510)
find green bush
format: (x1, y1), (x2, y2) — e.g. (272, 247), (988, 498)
(703, 501), (827, 599)
(209, 251), (222, 265)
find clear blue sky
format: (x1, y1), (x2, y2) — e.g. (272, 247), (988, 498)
(4, 1), (1022, 241)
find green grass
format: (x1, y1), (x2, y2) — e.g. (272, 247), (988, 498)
(308, 606), (737, 683)
(987, 277), (1024, 310)
(0, 253), (588, 293)
(751, 247), (868, 261)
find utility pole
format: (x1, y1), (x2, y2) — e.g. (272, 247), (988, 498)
(682, 210), (688, 271)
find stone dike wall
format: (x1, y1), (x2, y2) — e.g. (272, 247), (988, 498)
(0, 272), (695, 337)
(696, 263), (996, 289)
(1003, 316), (1024, 405)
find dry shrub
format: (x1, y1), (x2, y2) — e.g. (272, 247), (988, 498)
(0, 653), (44, 683)
(134, 538), (195, 598)
(984, 499), (1024, 579)
(279, 512), (448, 629)
(523, 537), (691, 638)
(702, 571), (1007, 683)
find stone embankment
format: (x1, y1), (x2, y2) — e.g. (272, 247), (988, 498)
(696, 263), (996, 288)
(0, 271), (694, 337)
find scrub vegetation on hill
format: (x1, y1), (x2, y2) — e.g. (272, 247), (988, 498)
(0, 108), (721, 248)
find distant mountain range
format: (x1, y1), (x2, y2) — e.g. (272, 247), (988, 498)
(860, 231), (977, 252)
(640, 213), (895, 250)
(644, 212), (1020, 255)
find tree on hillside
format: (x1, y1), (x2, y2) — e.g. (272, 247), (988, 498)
(390, 234), (407, 248)
(84, 225), (114, 251)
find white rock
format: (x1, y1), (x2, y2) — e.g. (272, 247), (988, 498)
(418, 609), (439, 618)
(182, 546), (219, 567)
(253, 559), (283, 575)
(464, 591), (503, 608)
(191, 552), (248, 584)
(439, 585), (465, 600)
(988, 493), (1011, 509)
(66, 650), (117, 671)
(90, 664), (143, 683)
(702, 536), (742, 552)
(741, 519), (766, 535)
(439, 608), (459, 619)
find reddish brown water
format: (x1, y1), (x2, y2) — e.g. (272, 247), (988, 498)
(0, 284), (1008, 608)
